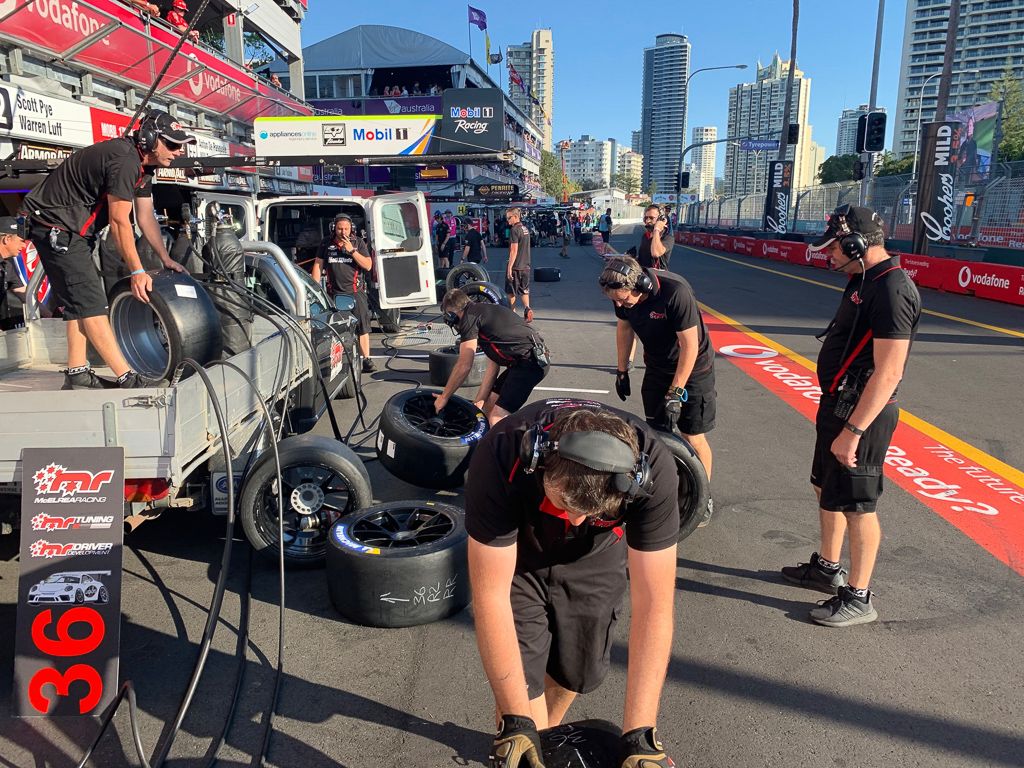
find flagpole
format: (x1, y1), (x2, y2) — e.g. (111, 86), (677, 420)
(467, 22), (473, 64)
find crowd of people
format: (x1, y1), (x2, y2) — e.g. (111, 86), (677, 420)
(370, 83), (444, 97)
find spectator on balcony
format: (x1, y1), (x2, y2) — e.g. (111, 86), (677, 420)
(400, 85), (409, 97)
(269, 74), (282, 89)
(129, 0), (160, 14)
(412, 82), (423, 96)
(166, 0), (199, 43)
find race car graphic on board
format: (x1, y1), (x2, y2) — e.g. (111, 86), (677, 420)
(27, 571), (112, 605)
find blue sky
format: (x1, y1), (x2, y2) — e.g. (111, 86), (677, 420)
(300, 0), (907, 175)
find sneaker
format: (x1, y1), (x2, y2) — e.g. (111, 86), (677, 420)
(362, 358), (376, 374)
(810, 586), (878, 627)
(697, 497), (715, 528)
(61, 368), (117, 390)
(117, 371), (166, 388)
(524, 308), (534, 323)
(781, 552), (848, 595)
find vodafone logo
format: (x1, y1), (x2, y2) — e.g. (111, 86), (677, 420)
(719, 344), (778, 360)
(958, 265), (972, 289)
(0, 0), (15, 14)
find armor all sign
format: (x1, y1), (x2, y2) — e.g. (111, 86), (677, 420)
(13, 448), (124, 717)
(912, 121), (959, 256)
(762, 160), (794, 234)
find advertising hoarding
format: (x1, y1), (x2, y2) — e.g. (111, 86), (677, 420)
(912, 121), (959, 255)
(949, 101), (1001, 185)
(762, 160), (794, 234)
(254, 115), (441, 157)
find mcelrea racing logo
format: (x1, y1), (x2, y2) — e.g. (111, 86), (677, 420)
(32, 463), (114, 504)
(29, 540), (114, 559)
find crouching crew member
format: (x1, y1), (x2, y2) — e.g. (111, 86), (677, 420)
(312, 214), (376, 373)
(600, 256), (715, 493)
(466, 399), (679, 768)
(20, 109), (192, 389)
(435, 288), (549, 426)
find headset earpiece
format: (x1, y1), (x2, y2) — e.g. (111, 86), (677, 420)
(520, 423), (549, 474)
(442, 310), (460, 329)
(840, 232), (867, 260)
(135, 110), (160, 153)
(605, 262), (655, 293)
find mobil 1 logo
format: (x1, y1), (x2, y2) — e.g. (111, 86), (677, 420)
(13, 447), (124, 717)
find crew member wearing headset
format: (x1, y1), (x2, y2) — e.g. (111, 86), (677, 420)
(312, 214), (376, 373)
(782, 205), (920, 627)
(600, 256), (716, 515)
(435, 288), (548, 425)
(21, 110), (192, 389)
(634, 204), (674, 270)
(466, 399), (679, 768)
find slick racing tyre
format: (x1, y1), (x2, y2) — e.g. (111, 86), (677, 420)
(656, 430), (712, 541)
(445, 263), (488, 291)
(534, 267), (561, 282)
(327, 501), (470, 628)
(337, 339), (361, 400)
(376, 389), (488, 489)
(540, 720), (622, 767)
(239, 435), (373, 567)
(368, 286), (402, 333)
(435, 267), (452, 304)
(428, 345), (486, 389)
(459, 280), (511, 308)
(109, 271), (223, 381)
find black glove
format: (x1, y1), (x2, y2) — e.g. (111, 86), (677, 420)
(490, 714), (545, 768)
(619, 727), (674, 768)
(662, 397), (682, 424)
(615, 370), (631, 401)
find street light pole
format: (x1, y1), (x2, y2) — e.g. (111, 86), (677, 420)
(675, 63), (748, 198)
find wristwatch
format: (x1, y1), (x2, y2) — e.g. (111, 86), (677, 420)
(843, 422), (865, 436)
(667, 386), (687, 401)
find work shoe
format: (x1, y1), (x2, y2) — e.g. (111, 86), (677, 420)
(697, 497), (715, 528)
(810, 586), (878, 627)
(524, 307), (534, 323)
(781, 552), (848, 595)
(362, 358), (377, 374)
(117, 371), (166, 388)
(61, 368), (117, 390)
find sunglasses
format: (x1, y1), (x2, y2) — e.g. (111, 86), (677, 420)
(599, 279), (628, 290)
(643, 215), (658, 221)
(162, 138), (184, 152)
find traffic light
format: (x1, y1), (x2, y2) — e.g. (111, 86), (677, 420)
(864, 111), (886, 152)
(856, 114), (868, 153)
(787, 123), (799, 144)
(678, 170), (691, 189)
(853, 159), (865, 181)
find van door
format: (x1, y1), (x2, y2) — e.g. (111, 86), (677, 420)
(366, 192), (434, 309)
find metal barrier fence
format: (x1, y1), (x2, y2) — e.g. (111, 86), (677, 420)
(683, 160), (1024, 249)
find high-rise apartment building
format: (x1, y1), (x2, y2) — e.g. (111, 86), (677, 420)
(507, 29), (555, 151)
(639, 34), (691, 195)
(631, 130), (642, 153)
(690, 126), (717, 199)
(565, 135), (614, 187)
(618, 150), (644, 189)
(837, 104), (871, 156)
(723, 53), (820, 195)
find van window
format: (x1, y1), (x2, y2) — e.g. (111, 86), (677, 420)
(219, 204), (247, 237)
(376, 201), (423, 251)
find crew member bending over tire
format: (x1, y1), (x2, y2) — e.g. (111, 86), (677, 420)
(436, 288), (549, 426)
(312, 214), (376, 373)
(20, 109), (192, 389)
(599, 255), (716, 493)
(466, 399), (679, 768)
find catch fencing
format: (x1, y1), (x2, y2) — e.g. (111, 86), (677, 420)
(682, 160), (1024, 249)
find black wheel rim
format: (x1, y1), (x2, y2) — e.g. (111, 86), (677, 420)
(466, 287), (497, 304)
(349, 505), (456, 550)
(252, 461), (357, 559)
(452, 269), (476, 289)
(402, 393), (481, 438)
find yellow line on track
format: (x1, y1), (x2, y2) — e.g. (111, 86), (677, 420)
(684, 245), (1024, 340)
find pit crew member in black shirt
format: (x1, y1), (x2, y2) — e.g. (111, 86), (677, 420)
(462, 220), (487, 264)
(600, 256), (715, 486)
(635, 204), (674, 269)
(781, 206), (920, 627)
(0, 217), (25, 261)
(433, 211), (451, 268)
(21, 110), (191, 389)
(505, 207), (534, 322)
(312, 214), (376, 373)
(436, 288), (548, 425)
(466, 399), (679, 768)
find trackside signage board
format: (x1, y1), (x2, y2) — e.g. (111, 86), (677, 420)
(254, 115), (441, 157)
(435, 88), (506, 154)
(13, 448), (124, 717)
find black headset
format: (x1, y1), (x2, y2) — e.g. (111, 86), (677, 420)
(602, 261), (655, 294)
(443, 310), (459, 328)
(830, 204), (868, 261)
(134, 110), (162, 153)
(519, 423), (653, 504)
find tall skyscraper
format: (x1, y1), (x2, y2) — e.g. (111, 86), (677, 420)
(836, 104), (870, 156)
(723, 53), (820, 195)
(507, 29), (555, 151)
(690, 126), (718, 199)
(894, 1), (1024, 159)
(639, 34), (691, 195)
(631, 130), (642, 153)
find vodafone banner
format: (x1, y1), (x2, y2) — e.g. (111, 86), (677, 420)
(950, 262), (1024, 305)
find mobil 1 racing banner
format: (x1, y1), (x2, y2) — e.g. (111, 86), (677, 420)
(13, 448), (124, 717)
(255, 114), (441, 157)
(912, 121), (959, 256)
(435, 88), (506, 154)
(762, 159), (794, 234)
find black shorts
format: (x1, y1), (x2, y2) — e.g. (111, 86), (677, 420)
(641, 367), (716, 435)
(336, 290), (371, 335)
(492, 360), (548, 413)
(505, 269), (531, 297)
(811, 398), (900, 513)
(31, 225), (106, 320)
(511, 537), (627, 697)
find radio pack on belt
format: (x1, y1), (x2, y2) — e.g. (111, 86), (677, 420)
(833, 368), (873, 420)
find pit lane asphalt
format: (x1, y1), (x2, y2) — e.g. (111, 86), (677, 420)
(1, 228), (1022, 767)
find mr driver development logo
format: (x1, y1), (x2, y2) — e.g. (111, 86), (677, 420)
(32, 463), (114, 504)
(28, 540), (114, 559)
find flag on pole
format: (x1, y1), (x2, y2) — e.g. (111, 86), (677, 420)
(485, 33), (491, 61)
(468, 6), (487, 30)
(509, 62), (525, 93)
